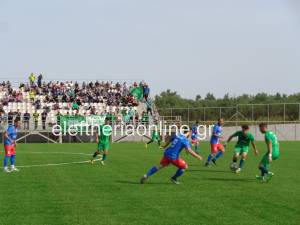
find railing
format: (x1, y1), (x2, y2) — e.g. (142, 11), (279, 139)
(157, 103), (300, 125)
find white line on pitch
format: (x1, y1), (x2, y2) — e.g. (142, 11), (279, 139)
(18, 152), (92, 156)
(17, 159), (101, 168)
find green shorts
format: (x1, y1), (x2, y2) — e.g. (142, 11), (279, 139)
(261, 152), (279, 167)
(97, 142), (110, 151)
(234, 146), (249, 154)
(152, 135), (161, 142)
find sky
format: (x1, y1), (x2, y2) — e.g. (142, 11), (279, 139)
(0, 0), (300, 99)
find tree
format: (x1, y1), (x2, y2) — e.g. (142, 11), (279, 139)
(195, 95), (201, 101)
(154, 89), (300, 122)
(205, 93), (215, 101)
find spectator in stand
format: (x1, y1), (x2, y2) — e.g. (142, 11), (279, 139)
(16, 92), (23, 102)
(75, 98), (81, 107)
(0, 79), (149, 126)
(56, 111), (61, 125)
(116, 112), (122, 125)
(8, 110), (14, 125)
(34, 99), (41, 110)
(41, 110), (48, 130)
(0, 106), (4, 114)
(15, 110), (21, 122)
(146, 99), (153, 116)
(143, 84), (150, 101)
(128, 107), (136, 123)
(75, 111), (80, 117)
(123, 82), (129, 96)
(121, 107), (127, 117)
(23, 111), (30, 130)
(72, 101), (79, 110)
(33, 110), (39, 129)
(29, 89), (36, 102)
(91, 107), (96, 115)
(142, 111), (149, 125)
(135, 113), (139, 125)
(0, 112), (3, 129)
(37, 73), (43, 88)
(29, 73), (36, 87)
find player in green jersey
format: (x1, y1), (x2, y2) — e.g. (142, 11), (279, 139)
(225, 125), (258, 173)
(256, 123), (280, 182)
(145, 123), (161, 149)
(91, 118), (112, 165)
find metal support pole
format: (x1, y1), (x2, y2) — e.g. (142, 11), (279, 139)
(268, 104), (270, 123)
(252, 104), (254, 122)
(236, 105), (238, 126)
(295, 123), (297, 141)
(298, 103), (300, 122)
(187, 108), (190, 125)
(283, 103), (286, 124)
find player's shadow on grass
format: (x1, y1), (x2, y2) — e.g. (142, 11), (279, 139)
(115, 180), (172, 185)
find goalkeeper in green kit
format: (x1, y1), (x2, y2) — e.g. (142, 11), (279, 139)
(256, 123), (280, 182)
(225, 125), (259, 173)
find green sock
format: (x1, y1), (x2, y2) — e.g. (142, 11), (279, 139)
(102, 154), (107, 161)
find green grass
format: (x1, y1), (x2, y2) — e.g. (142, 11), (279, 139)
(0, 142), (299, 225)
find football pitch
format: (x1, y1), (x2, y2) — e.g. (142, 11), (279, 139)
(0, 142), (299, 225)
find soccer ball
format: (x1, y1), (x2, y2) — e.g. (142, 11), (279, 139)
(230, 162), (238, 171)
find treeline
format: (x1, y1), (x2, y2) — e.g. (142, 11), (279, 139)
(154, 90), (300, 123)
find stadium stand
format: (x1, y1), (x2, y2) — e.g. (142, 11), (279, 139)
(0, 78), (155, 131)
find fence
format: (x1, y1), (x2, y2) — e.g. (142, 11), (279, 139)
(157, 103), (300, 125)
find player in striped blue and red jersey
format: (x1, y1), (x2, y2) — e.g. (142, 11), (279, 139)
(205, 118), (225, 167)
(140, 129), (203, 184)
(3, 119), (21, 173)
